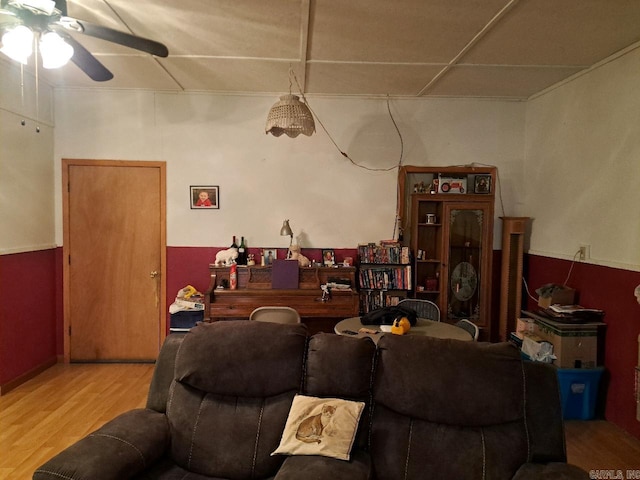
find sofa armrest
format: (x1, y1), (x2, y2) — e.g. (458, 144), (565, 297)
(512, 462), (590, 480)
(33, 409), (169, 480)
(274, 449), (371, 480)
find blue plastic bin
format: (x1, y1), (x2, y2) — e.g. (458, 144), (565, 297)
(556, 367), (604, 420)
(170, 310), (204, 333)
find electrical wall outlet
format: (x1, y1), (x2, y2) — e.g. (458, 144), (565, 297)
(579, 244), (590, 261)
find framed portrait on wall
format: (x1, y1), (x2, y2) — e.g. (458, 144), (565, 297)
(322, 249), (335, 266)
(190, 185), (219, 209)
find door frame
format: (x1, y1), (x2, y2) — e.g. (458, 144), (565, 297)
(62, 159), (167, 363)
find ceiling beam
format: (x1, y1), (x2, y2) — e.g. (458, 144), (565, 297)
(297, 0), (311, 93)
(417, 0), (520, 96)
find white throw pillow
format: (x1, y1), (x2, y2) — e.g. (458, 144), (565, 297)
(272, 394), (365, 461)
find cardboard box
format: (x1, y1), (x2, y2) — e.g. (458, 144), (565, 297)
(530, 315), (600, 368)
(515, 317), (535, 339)
(520, 332), (555, 363)
(537, 286), (576, 309)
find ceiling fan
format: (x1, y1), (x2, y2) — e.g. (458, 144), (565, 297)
(0, 0), (168, 81)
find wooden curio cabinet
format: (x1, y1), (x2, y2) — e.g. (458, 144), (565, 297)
(400, 166), (495, 340)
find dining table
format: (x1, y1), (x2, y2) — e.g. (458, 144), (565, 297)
(334, 316), (473, 344)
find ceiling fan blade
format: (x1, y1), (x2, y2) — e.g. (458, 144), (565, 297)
(54, 0), (66, 16)
(63, 34), (113, 81)
(67, 18), (168, 57)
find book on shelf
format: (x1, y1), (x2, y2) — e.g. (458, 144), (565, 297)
(358, 243), (410, 265)
(359, 290), (406, 313)
(358, 265), (411, 290)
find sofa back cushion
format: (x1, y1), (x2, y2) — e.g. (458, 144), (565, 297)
(303, 333), (376, 449)
(371, 336), (561, 480)
(167, 321), (307, 479)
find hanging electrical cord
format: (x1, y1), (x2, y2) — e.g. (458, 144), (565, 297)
(292, 71), (406, 239)
(522, 276), (538, 303)
(563, 249), (581, 286)
(522, 248), (581, 304)
(292, 72), (402, 172)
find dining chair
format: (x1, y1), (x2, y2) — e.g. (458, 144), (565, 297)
(249, 306), (301, 324)
(397, 299), (441, 322)
(455, 319), (479, 341)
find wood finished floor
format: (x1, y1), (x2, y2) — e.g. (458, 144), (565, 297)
(1, 363), (640, 479)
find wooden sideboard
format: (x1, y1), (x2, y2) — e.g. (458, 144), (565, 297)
(204, 265), (359, 324)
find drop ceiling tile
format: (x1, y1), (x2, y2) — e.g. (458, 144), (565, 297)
(43, 56), (180, 90)
(162, 57), (291, 93)
(306, 63), (444, 96)
(106, 0), (303, 58)
(425, 65), (585, 98)
(462, 0), (640, 66)
(9, 0), (640, 98)
(309, 0), (509, 63)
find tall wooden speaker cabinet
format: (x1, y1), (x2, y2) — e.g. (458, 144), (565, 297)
(498, 217), (530, 341)
(398, 166), (495, 340)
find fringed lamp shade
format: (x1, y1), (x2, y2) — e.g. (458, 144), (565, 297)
(265, 94), (315, 138)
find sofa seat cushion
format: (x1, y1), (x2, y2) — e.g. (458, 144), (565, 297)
(133, 457), (276, 479)
(275, 448), (371, 480)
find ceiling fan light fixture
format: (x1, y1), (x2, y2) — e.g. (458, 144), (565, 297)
(265, 94), (315, 138)
(40, 31), (73, 68)
(1, 24), (34, 64)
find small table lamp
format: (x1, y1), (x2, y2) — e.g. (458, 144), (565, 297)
(280, 219), (293, 258)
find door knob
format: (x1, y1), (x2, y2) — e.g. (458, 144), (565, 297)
(150, 270), (159, 278)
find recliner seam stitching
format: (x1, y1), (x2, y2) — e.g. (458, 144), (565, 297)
(481, 427), (486, 480)
(32, 471), (74, 480)
(521, 359), (531, 461)
(404, 418), (413, 480)
(252, 400), (265, 478)
(89, 433), (146, 467)
(187, 394), (206, 469)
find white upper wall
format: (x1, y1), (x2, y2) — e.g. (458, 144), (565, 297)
(5, 39), (639, 271)
(525, 46), (640, 271)
(0, 60), (55, 254)
(53, 91), (526, 249)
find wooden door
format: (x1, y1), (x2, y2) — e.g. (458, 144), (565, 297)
(63, 160), (166, 362)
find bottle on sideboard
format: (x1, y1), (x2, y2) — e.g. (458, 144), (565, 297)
(230, 263), (237, 290)
(237, 236), (247, 265)
(230, 236), (238, 250)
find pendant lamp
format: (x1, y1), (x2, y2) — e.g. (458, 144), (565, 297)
(266, 67), (315, 138)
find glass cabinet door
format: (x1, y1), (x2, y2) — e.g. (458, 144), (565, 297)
(442, 203), (492, 327)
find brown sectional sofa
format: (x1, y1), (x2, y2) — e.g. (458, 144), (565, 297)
(33, 320), (588, 479)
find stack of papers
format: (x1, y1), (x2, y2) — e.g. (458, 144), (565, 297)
(548, 304), (603, 314)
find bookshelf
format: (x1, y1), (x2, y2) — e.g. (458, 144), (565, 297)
(358, 243), (411, 314)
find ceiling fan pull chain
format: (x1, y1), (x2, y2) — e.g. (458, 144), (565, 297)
(20, 64), (26, 126)
(34, 36), (40, 133)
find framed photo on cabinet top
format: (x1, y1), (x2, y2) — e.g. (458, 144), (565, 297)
(322, 249), (335, 266)
(262, 248), (277, 265)
(474, 175), (491, 194)
(190, 185), (219, 209)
